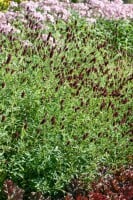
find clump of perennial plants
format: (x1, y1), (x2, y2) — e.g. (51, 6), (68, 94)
(0, 1), (133, 200)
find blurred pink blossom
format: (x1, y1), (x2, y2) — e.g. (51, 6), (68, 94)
(46, 14), (55, 23)
(43, 0), (59, 5)
(0, 12), (7, 24)
(20, 1), (38, 12)
(30, 11), (46, 22)
(21, 40), (33, 47)
(9, 1), (18, 9)
(0, 0), (133, 38)
(0, 24), (13, 35)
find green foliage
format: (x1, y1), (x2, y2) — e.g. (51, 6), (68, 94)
(71, 0), (79, 3)
(0, 14), (132, 198)
(123, 0), (133, 3)
(92, 19), (133, 57)
(0, 0), (10, 11)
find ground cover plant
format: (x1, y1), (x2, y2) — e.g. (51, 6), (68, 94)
(0, 0), (133, 199)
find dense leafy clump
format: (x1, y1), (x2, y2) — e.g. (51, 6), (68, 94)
(0, 6), (133, 200)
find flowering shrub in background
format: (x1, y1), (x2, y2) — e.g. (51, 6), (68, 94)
(0, 0), (133, 36)
(88, 0), (133, 19)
